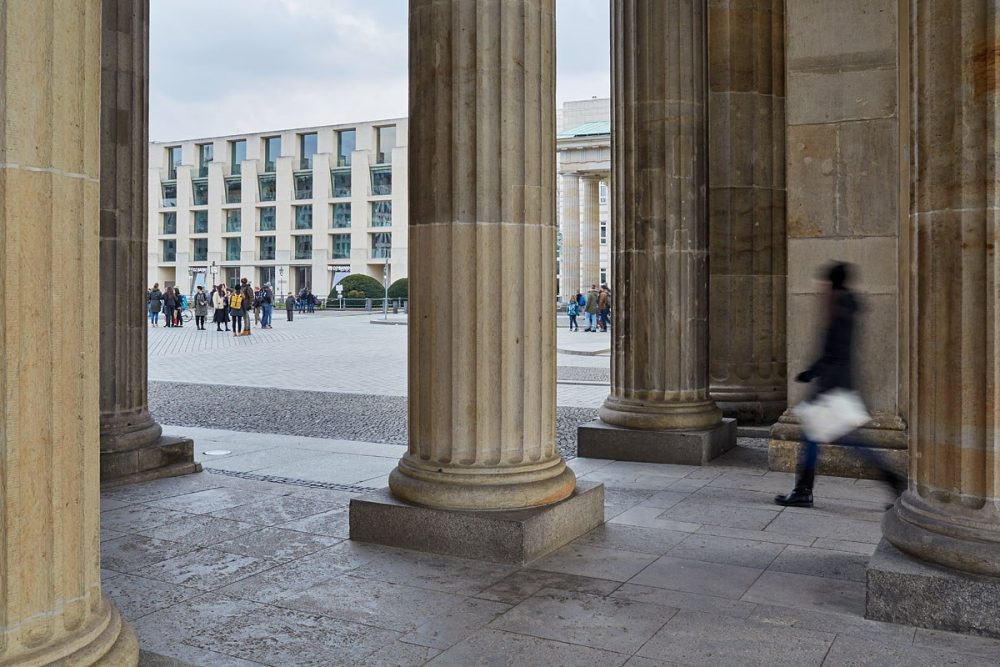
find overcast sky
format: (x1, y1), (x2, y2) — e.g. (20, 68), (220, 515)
(150, 0), (611, 141)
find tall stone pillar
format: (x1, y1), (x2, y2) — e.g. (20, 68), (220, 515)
(99, 0), (200, 486)
(0, 1), (139, 663)
(579, 175), (601, 289)
(578, 0), (736, 464)
(867, 0), (1000, 638)
(351, 0), (603, 563)
(559, 173), (581, 299)
(707, 0), (786, 424)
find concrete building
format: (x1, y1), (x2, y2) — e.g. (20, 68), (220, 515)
(1, 1), (999, 664)
(148, 120), (408, 299)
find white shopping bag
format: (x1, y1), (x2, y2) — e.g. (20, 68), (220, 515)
(791, 389), (871, 442)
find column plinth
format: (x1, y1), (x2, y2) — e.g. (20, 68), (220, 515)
(0, 1), (138, 663)
(580, 0), (735, 463)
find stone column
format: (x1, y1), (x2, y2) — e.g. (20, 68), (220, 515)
(867, 0), (1000, 638)
(579, 0), (735, 464)
(0, 1), (139, 663)
(579, 175), (601, 289)
(559, 173), (581, 299)
(99, 0), (199, 485)
(707, 0), (786, 424)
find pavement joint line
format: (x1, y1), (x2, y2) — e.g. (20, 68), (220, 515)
(203, 467), (379, 493)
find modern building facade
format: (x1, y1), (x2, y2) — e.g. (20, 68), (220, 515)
(148, 119), (408, 298)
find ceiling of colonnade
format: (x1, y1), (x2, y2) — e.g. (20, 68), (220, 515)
(150, 0), (611, 142)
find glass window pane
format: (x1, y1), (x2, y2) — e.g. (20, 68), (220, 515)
(231, 139), (246, 175)
(370, 167), (392, 195)
(259, 236), (275, 260)
(376, 126), (396, 164)
(299, 132), (317, 170)
(258, 207), (275, 231)
(331, 234), (351, 259)
(161, 182), (176, 207)
(336, 129), (355, 167)
(371, 201), (392, 227)
(162, 212), (176, 234)
(193, 210), (208, 234)
(331, 203), (351, 228)
(198, 143), (213, 177)
(294, 235), (312, 260)
(163, 239), (176, 262)
(167, 146), (181, 179)
(600, 219), (607, 244)
(370, 232), (391, 259)
(192, 178), (208, 206)
(332, 169), (351, 197)
(226, 237), (241, 261)
(225, 177), (241, 204)
(226, 209), (242, 233)
(193, 238), (208, 261)
(294, 205), (313, 230)
(264, 136), (281, 172)
(258, 174), (276, 201)
(294, 173), (313, 200)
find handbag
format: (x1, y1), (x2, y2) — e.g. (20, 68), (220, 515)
(791, 389), (871, 442)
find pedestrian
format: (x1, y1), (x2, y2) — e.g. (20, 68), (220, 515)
(148, 283), (163, 326)
(260, 282), (275, 329)
(298, 286), (308, 314)
(212, 284), (229, 331)
(162, 286), (176, 328)
(307, 289), (316, 313)
(583, 284), (600, 332)
(240, 278), (255, 336)
(253, 287), (261, 325)
(775, 262), (905, 508)
(598, 284), (611, 332)
(285, 293), (296, 321)
(567, 295), (580, 331)
(228, 284), (245, 336)
(174, 287), (185, 327)
(193, 285), (209, 330)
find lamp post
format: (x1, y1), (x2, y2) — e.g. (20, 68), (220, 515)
(278, 266), (285, 298)
(378, 238), (390, 320)
(209, 260), (218, 287)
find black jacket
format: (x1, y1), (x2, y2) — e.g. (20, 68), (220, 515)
(805, 289), (859, 395)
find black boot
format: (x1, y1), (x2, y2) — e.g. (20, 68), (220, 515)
(774, 488), (813, 508)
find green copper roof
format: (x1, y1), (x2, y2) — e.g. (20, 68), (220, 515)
(557, 121), (611, 139)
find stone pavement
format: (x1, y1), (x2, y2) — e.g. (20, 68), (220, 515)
(103, 426), (1000, 666)
(148, 313), (611, 407)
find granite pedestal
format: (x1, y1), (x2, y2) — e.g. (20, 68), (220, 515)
(349, 481), (604, 564)
(866, 539), (1000, 638)
(577, 418), (736, 465)
(100, 436), (202, 488)
(769, 413), (908, 479)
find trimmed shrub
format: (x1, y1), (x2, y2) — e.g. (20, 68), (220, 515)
(330, 274), (384, 301)
(387, 278), (408, 300)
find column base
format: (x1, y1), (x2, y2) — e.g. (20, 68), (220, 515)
(714, 398), (787, 426)
(101, 436), (202, 489)
(349, 481), (604, 564)
(577, 418), (736, 465)
(866, 539), (1000, 638)
(26, 597), (139, 666)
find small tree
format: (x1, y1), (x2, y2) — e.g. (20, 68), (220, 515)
(387, 278), (408, 300)
(331, 274), (384, 301)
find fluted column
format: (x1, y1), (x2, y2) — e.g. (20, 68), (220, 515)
(390, 0), (575, 511)
(601, 0), (722, 431)
(707, 0), (786, 424)
(579, 175), (601, 289)
(882, 0), (1000, 576)
(559, 173), (581, 299)
(0, 1), (139, 663)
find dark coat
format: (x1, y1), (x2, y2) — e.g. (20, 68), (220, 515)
(149, 289), (163, 313)
(805, 289), (859, 395)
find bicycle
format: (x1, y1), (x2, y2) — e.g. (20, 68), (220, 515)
(180, 308), (193, 323)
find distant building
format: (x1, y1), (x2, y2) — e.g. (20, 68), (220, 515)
(148, 119), (408, 298)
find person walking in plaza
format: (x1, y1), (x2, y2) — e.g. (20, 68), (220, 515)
(260, 282), (275, 329)
(598, 284), (611, 332)
(583, 284), (600, 332)
(298, 286), (308, 314)
(285, 293), (296, 321)
(307, 289), (316, 313)
(240, 277), (255, 336)
(567, 294), (580, 331)
(775, 262), (905, 508)
(162, 286), (176, 328)
(148, 283), (163, 326)
(193, 285), (209, 330)
(174, 287), (186, 327)
(252, 286), (262, 325)
(228, 284), (245, 336)
(212, 284), (229, 331)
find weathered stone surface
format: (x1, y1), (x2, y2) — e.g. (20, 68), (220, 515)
(867, 540), (1000, 638)
(349, 482), (604, 564)
(559, 173), (581, 299)
(101, 436), (202, 489)
(580, 175), (601, 289)
(578, 419), (736, 466)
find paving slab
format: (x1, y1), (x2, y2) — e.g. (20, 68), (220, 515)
(426, 628), (626, 667)
(741, 570), (865, 616)
(668, 533), (787, 569)
(530, 543), (658, 582)
(475, 568), (622, 605)
(399, 597), (511, 650)
(628, 555), (764, 600)
(610, 583), (758, 619)
(767, 544), (868, 582)
(821, 635), (998, 667)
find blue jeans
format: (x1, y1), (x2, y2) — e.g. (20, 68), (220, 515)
(585, 312), (597, 330)
(797, 434), (896, 491)
(261, 304), (273, 326)
(150, 311), (158, 325)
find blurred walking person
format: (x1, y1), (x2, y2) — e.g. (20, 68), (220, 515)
(240, 278), (255, 336)
(285, 293), (296, 321)
(212, 284), (229, 331)
(148, 283), (163, 326)
(583, 284), (600, 332)
(193, 285), (209, 330)
(567, 294), (580, 331)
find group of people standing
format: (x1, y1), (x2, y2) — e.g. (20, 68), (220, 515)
(567, 283), (612, 332)
(146, 285), (188, 328)
(147, 279), (300, 335)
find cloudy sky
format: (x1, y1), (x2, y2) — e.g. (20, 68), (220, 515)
(150, 0), (611, 141)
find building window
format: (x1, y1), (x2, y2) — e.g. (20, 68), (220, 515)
(376, 125), (396, 164)
(223, 267), (240, 288)
(230, 139), (246, 175)
(259, 236), (276, 261)
(600, 268), (608, 285)
(599, 182), (608, 204)
(166, 146), (181, 180)
(371, 201), (392, 227)
(370, 166), (392, 195)
(163, 239), (176, 262)
(263, 136), (281, 173)
(294, 173), (313, 200)
(192, 178), (208, 206)
(161, 182), (176, 207)
(600, 219), (607, 245)
(371, 232), (391, 259)
(294, 235), (312, 260)
(193, 238), (208, 262)
(193, 210), (208, 234)
(162, 212), (176, 235)
(226, 209), (241, 233)
(299, 132), (317, 170)
(331, 234), (351, 260)
(331, 169), (351, 197)
(225, 237), (241, 262)
(258, 174), (276, 201)
(198, 143), (213, 177)
(294, 205), (313, 230)
(336, 129), (355, 167)
(331, 203), (351, 228)
(259, 266), (275, 288)
(258, 207), (275, 231)
(225, 177), (241, 204)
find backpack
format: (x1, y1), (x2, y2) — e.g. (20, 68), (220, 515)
(230, 293), (244, 310)
(567, 302), (579, 316)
